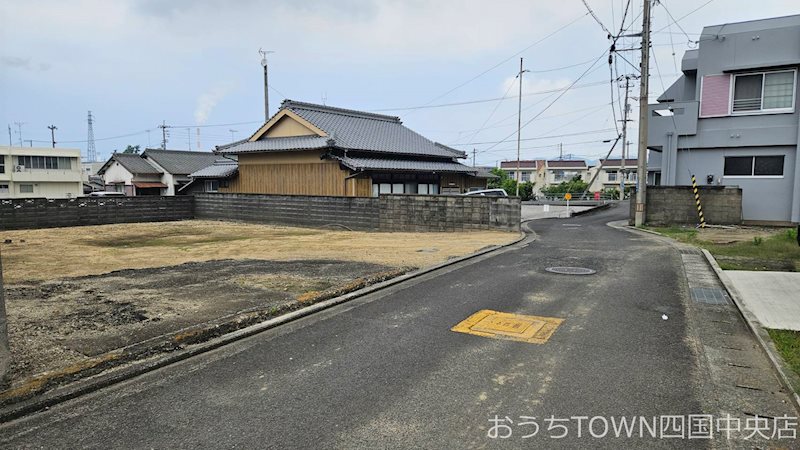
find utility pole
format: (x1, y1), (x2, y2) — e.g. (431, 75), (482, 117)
(7, 125), (11, 147)
(259, 49), (274, 122)
(158, 121), (168, 149)
(559, 142), (563, 159)
(472, 148), (476, 167)
(229, 129), (238, 142)
(13, 122), (24, 147)
(196, 128), (201, 151)
(515, 57), (530, 197)
(619, 76), (631, 200)
(48, 125), (57, 148)
(634, 0), (652, 227)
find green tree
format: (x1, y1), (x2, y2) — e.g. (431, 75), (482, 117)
(541, 175), (589, 196)
(487, 168), (535, 200)
(120, 145), (141, 154)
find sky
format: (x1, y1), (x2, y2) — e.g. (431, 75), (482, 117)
(2, 0), (799, 166)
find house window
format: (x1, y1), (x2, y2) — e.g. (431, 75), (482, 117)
(724, 155), (784, 177)
(418, 183), (439, 195)
(607, 171), (617, 182)
(732, 70), (795, 113)
(19, 184), (34, 193)
(521, 172), (531, 182)
(204, 180), (219, 192)
(0, 157), (4, 173)
(16, 156), (73, 170)
(0, 184), (8, 194)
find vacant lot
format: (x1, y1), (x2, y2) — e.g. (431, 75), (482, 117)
(648, 225), (800, 271)
(1, 220), (517, 381)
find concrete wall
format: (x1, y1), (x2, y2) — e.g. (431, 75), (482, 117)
(195, 193), (520, 232)
(0, 196), (194, 231)
(195, 193), (380, 231)
(629, 185), (743, 226)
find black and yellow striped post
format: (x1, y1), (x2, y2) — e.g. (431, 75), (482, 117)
(691, 175), (706, 228)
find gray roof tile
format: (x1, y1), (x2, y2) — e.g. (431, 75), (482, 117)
(143, 149), (220, 175)
(190, 159), (239, 178)
(219, 100), (466, 159)
(107, 153), (162, 175)
(218, 136), (331, 154)
(332, 156), (476, 173)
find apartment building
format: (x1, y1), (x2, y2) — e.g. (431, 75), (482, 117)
(0, 146), (83, 199)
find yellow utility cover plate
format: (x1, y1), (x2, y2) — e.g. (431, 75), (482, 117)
(451, 310), (563, 344)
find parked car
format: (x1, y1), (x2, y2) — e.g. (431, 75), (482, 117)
(463, 188), (508, 197)
(87, 191), (126, 197)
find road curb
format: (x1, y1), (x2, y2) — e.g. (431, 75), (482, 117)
(0, 229), (530, 423)
(609, 221), (800, 413)
(700, 249), (800, 412)
(570, 202), (612, 217)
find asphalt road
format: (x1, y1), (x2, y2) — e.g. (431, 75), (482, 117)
(1, 204), (710, 448)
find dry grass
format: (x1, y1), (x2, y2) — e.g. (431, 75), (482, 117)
(0, 220), (518, 283)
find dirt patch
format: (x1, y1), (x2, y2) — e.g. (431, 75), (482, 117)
(5, 259), (397, 381)
(0, 220), (516, 283)
(696, 226), (781, 245)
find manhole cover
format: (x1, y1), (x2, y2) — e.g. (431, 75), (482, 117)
(545, 266), (596, 275)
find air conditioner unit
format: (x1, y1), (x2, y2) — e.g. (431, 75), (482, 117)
(14, 165), (23, 172)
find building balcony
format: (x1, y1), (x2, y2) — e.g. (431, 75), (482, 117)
(647, 101), (699, 149)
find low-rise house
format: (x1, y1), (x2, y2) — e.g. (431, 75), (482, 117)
(0, 146), (83, 198)
(648, 14), (800, 224)
(98, 149), (218, 196)
(179, 158), (239, 194)
(98, 153), (165, 195)
(142, 149), (219, 195)
(588, 158), (639, 192)
(217, 100), (486, 196)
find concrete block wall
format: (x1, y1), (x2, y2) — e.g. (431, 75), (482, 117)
(0, 197), (194, 231)
(196, 193), (521, 232)
(629, 186), (742, 226)
(194, 193), (381, 231)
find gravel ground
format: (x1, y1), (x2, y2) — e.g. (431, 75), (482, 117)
(5, 259), (395, 381)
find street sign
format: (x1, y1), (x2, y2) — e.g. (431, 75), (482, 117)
(564, 193), (572, 201)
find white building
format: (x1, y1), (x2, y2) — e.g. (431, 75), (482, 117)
(588, 158), (639, 193)
(0, 146), (83, 199)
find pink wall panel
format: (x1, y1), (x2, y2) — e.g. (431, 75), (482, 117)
(699, 74), (731, 117)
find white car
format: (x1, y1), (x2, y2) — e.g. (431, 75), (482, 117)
(463, 188), (508, 197)
(87, 191), (126, 197)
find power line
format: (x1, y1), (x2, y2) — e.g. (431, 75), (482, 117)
(653, 0), (716, 34)
(478, 49), (609, 154)
(371, 79), (608, 112)
(450, 128), (617, 147)
(582, 0), (612, 36)
(412, 13), (589, 109)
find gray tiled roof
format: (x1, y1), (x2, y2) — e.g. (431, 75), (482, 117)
(220, 100), (466, 159)
(332, 155), (477, 174)
(190, 159), (239, 179)
(108, 153), (162, 175)
(143, 149), (220, 175)
(218, 136), (331, 154)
